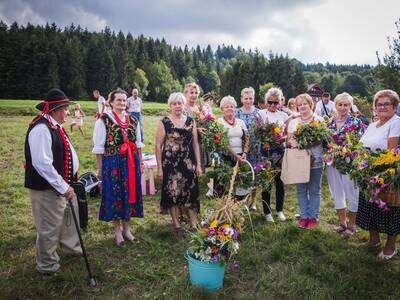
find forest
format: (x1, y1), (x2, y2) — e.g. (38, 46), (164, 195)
(0, 20), (399, 102)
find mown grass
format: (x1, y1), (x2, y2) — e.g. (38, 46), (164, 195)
(0, 110), (400, 299)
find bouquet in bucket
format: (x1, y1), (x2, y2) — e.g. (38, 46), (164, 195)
(294, 119), (332, 149)
(195, 112), (229, 154)
(189, 165), (249, 264)
(350, 145), (400, 210)
(253, 118), (283, 152)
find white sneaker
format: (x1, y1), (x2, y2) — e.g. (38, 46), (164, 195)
(277, 211), (286, 222)
(205, 189), (214, 197)
(265, 213), (275, 223)
(249, 204), (257, 211)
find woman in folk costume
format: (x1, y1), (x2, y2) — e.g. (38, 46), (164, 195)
(93, 88), (144, 246)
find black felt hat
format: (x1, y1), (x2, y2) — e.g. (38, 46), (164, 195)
(36, 88), (75, 112)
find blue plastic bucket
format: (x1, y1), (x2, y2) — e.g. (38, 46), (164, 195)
(186, 251), (226, 291)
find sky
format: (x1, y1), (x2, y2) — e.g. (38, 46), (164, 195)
(0, 0), (399, 65)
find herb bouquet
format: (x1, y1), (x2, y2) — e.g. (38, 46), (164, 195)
(294, 120), (332, 149)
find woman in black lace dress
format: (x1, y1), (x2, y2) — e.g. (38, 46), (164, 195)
(155, 92), (202, 240)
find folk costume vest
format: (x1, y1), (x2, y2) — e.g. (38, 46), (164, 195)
(24, 117), (74, 190)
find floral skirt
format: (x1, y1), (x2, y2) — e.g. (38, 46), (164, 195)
(356, 194), (400, 235)
(99, 153), (143, 222)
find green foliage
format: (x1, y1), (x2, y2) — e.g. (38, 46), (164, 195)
(258, 82), (274, 102)
(132, 68), (149, 99)
(148, 60), (182, 102)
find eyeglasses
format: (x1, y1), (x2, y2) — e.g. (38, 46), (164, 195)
(267, 101), (279, 105)
(375, 102), (393, 108)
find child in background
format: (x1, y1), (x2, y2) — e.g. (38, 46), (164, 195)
(70, 103), (85, 135)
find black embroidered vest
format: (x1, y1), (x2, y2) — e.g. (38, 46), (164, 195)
(102, 114), (138, 151)
(24, 117), (73, 190)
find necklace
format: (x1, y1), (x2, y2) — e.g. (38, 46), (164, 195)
(300, 113), (313, 123)
(112, 111), (129, 129)
(170, 114), (185, 127)
(224, 117), (236, 126)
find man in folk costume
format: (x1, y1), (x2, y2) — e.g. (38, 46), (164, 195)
(24, 88), (82, 274)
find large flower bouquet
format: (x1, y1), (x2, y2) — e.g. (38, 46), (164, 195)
(195, 112), (229, 154)
(253, 119), (283, 152)
(189, 166), (248, 264)
(350, 145), (400, 210)
(294, 119), (332, 149)
(324, 133), (364, 175)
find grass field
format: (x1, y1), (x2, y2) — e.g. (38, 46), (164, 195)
(0, 101), (400, 299)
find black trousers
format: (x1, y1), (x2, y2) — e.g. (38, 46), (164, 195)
(261, 171), (285, 215)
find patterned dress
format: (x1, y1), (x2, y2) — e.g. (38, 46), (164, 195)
(235, 107), (262, 165)
(99, 114), (143, 221)
(329, 116), (366, 146)
(160, 116), (200, 213)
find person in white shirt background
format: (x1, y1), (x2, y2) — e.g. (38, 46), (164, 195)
(24, 88), (81, 274)
(127, 88), (144, 142)
(93, 89), (107, 117)
(315, 92), (335, 118)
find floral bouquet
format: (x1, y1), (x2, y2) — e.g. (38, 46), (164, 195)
(294, 120), (332, 149)
(195, 112), (229, 154)
(189, 164), (248, 264)
(350, 145), (400, 210)
(324, 133), (364, 175)
(253, 160), (278, 191)
(206, 158), (254, 195)
(253, 119), (283, 152)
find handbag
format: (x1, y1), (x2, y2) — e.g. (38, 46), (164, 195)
(280, 148), (311, 184)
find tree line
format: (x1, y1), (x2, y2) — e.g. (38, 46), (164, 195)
(0, 20), (399, 102)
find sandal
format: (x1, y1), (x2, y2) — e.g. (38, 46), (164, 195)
(173, 227), (186, 241)
(334, 223), (347, 234)
(378, 249), (398, 260)
(343, 226), (357, 237)
(123, 231), (138, 243)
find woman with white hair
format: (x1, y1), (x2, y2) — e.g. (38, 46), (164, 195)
(259, 87), (289, 222)
(326, 92), (366, 235)
(214, 96), (249, 196)
(155, 92), (202, 240)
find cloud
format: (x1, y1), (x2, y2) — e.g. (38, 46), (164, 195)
(4, 0), (396, 64)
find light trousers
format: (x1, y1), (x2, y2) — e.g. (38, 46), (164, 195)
(326, 166), (359, 212)
(29, 189), (82, 273)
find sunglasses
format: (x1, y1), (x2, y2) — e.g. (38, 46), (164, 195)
(267, 101), (279, 105)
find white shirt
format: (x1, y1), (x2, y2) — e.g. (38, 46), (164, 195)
(97, 96), (106, 113)
(28, 115), (79, 194)
(127, 96), (142, 113)
(218, 117), (247, 154)
(315, 100), (335, 117)
(360, 115), (400, 152)
(92, 111), (144, 154)
(259, 109), (289, 129)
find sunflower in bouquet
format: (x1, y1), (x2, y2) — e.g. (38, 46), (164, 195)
(253, 118), (283, 152)
(350, 145), (400, 210)
(195, 111), (229, 154)
(294, 120), (332, 149)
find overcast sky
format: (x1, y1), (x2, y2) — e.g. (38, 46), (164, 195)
(1, 0), (399, 65)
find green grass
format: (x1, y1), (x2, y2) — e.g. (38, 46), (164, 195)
(0, 99), (169, 116)
(1, 110), (400, 299)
